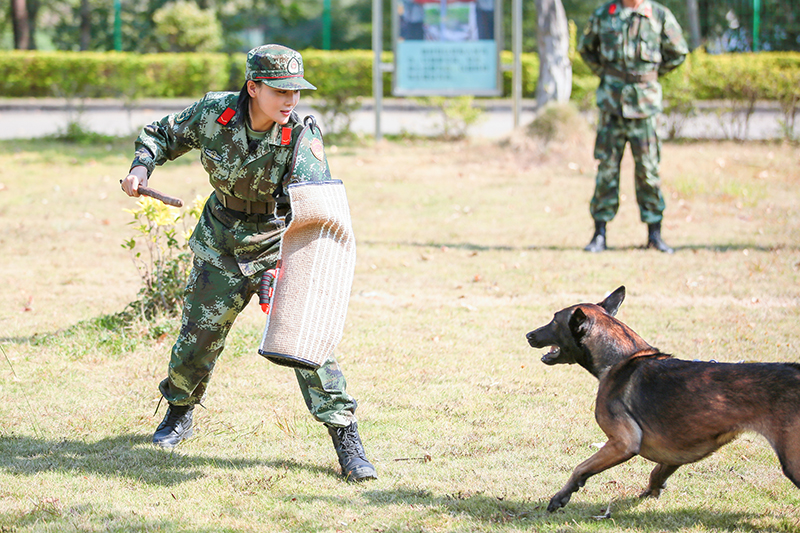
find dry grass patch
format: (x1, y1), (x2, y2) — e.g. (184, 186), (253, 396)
(0, 131), (799, 532)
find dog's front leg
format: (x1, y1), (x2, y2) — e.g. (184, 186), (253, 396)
(548, 437), (639, 512)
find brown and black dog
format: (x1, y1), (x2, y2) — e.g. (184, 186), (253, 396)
(526, 286), (800, 512)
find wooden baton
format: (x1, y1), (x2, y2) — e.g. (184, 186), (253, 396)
(137, 186), (184, 208)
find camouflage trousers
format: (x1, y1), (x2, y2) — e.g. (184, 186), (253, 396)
(590, 111), (666, 224)
(159, 256), (358, 428)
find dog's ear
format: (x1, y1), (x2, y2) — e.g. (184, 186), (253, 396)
(569, 307), (590, 341)
(598, 286), (625, 316)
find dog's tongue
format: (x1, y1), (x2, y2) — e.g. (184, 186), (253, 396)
(541, 346), (560, 363)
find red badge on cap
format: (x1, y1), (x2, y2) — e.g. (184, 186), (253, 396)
(281, 127), (292, 146)
(609, 3), (617, 14)
(217, 107), (236, 125)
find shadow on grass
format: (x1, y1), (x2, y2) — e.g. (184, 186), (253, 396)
(281, 489), (770, 531)
(0, 432), (335, 487)
(1, 509), (236, 533)
(404, 491), (769, 531)
(0, 310), (172, 349)
(361, 239), (799, 254)
(0, 437), (782, 531)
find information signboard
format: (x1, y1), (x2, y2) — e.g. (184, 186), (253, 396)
(393, 0), (502, 96)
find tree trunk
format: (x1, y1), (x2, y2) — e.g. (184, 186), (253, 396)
(685, 0), (701, 50)
(534, 0), (572, 108)
(11, 0), (31, 50)
(28, 0), (40, 49)
(80, 0), (91, 50)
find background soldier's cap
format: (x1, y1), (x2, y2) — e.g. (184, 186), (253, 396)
(246, 44), (317, 91)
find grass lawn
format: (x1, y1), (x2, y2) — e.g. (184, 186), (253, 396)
(0, 127), (798, 532)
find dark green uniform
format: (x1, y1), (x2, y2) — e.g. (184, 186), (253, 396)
(578, 0), (688, 224)
(132, 92), (357, 427)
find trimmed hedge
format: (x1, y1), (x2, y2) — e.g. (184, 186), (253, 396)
(687, 50), (800, 102)
(287, 50), (377, 101)
(0, 49), (798, 105)
(0, 51), (234, 98)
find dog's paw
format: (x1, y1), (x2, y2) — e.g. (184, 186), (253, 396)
(639, 487), (662, 499)
(547, 492), (572, 512)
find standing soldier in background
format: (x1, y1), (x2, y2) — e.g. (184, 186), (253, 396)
(578, 0), (688, 253)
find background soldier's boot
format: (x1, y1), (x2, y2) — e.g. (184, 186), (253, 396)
(153, 403), (194, 448)
(326, 422), (377, 482)
(584, 221), (607, 252)
(647, 223), (674, 254)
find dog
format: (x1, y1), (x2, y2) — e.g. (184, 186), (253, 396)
(526, 286), (800, 512)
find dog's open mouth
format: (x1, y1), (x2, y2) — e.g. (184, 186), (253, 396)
(541, 346), (561, 364)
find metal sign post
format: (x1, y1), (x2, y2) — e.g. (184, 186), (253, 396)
(373, 0), (384, 140)
(512, 0), (521, 128)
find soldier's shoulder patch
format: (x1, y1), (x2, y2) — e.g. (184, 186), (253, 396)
(289, 118), (330, 183)
(175, 102), (198, 124)
(310, 138), (324, 161)
(216, 107), (236, 126)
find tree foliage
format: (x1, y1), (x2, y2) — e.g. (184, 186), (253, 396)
(153, 1), (221, 52)
(1, 0), (798, 53)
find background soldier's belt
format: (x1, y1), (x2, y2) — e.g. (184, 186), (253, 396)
(603, 67), (658, 83)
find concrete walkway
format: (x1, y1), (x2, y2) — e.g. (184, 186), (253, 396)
(0, 97), (795, 141)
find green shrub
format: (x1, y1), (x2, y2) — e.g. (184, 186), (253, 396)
(412, 95), (486, 140)
(122, 195), (204, 319)
(527, 101), (589, 143)
(153, 1), (222, 53)
(569, 19), (600, 108)
(298, 50), (374, 100)
(660, 52), (698, 139)
(302, 51), (373, 139)
(0, 49), (797, 107)
(500, 50), (539, 98)
(774, 69), (800, 140)
(0, 51), (234, 98)
(688, 50), (800, 101)
(570, 74), (599, 110)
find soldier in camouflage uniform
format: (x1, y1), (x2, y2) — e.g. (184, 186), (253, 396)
(120, 44), (377, 482)
(578, 0), (688, 253)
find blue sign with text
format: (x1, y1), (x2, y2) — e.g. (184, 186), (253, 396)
(393, 0), (501, 96)
(395, 41), (499, 95)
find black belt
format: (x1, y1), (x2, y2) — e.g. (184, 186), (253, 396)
(604, 67), (658, 83)
(214, 189), (275, 215)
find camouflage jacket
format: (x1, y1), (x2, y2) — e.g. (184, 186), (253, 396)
(578, 0), (688, 118)
(130, 91), (331, 276)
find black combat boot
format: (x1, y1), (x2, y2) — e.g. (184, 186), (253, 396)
(152, 403), (194, 448)
(583, 220), (607, 252)
(647, 222), (674, 254)
(326, 422), (377, 482)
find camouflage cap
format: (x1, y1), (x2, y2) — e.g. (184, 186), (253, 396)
(246, 44), (317, 91)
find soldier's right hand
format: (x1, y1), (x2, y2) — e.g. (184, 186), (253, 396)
(121, 166), (149, 197)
